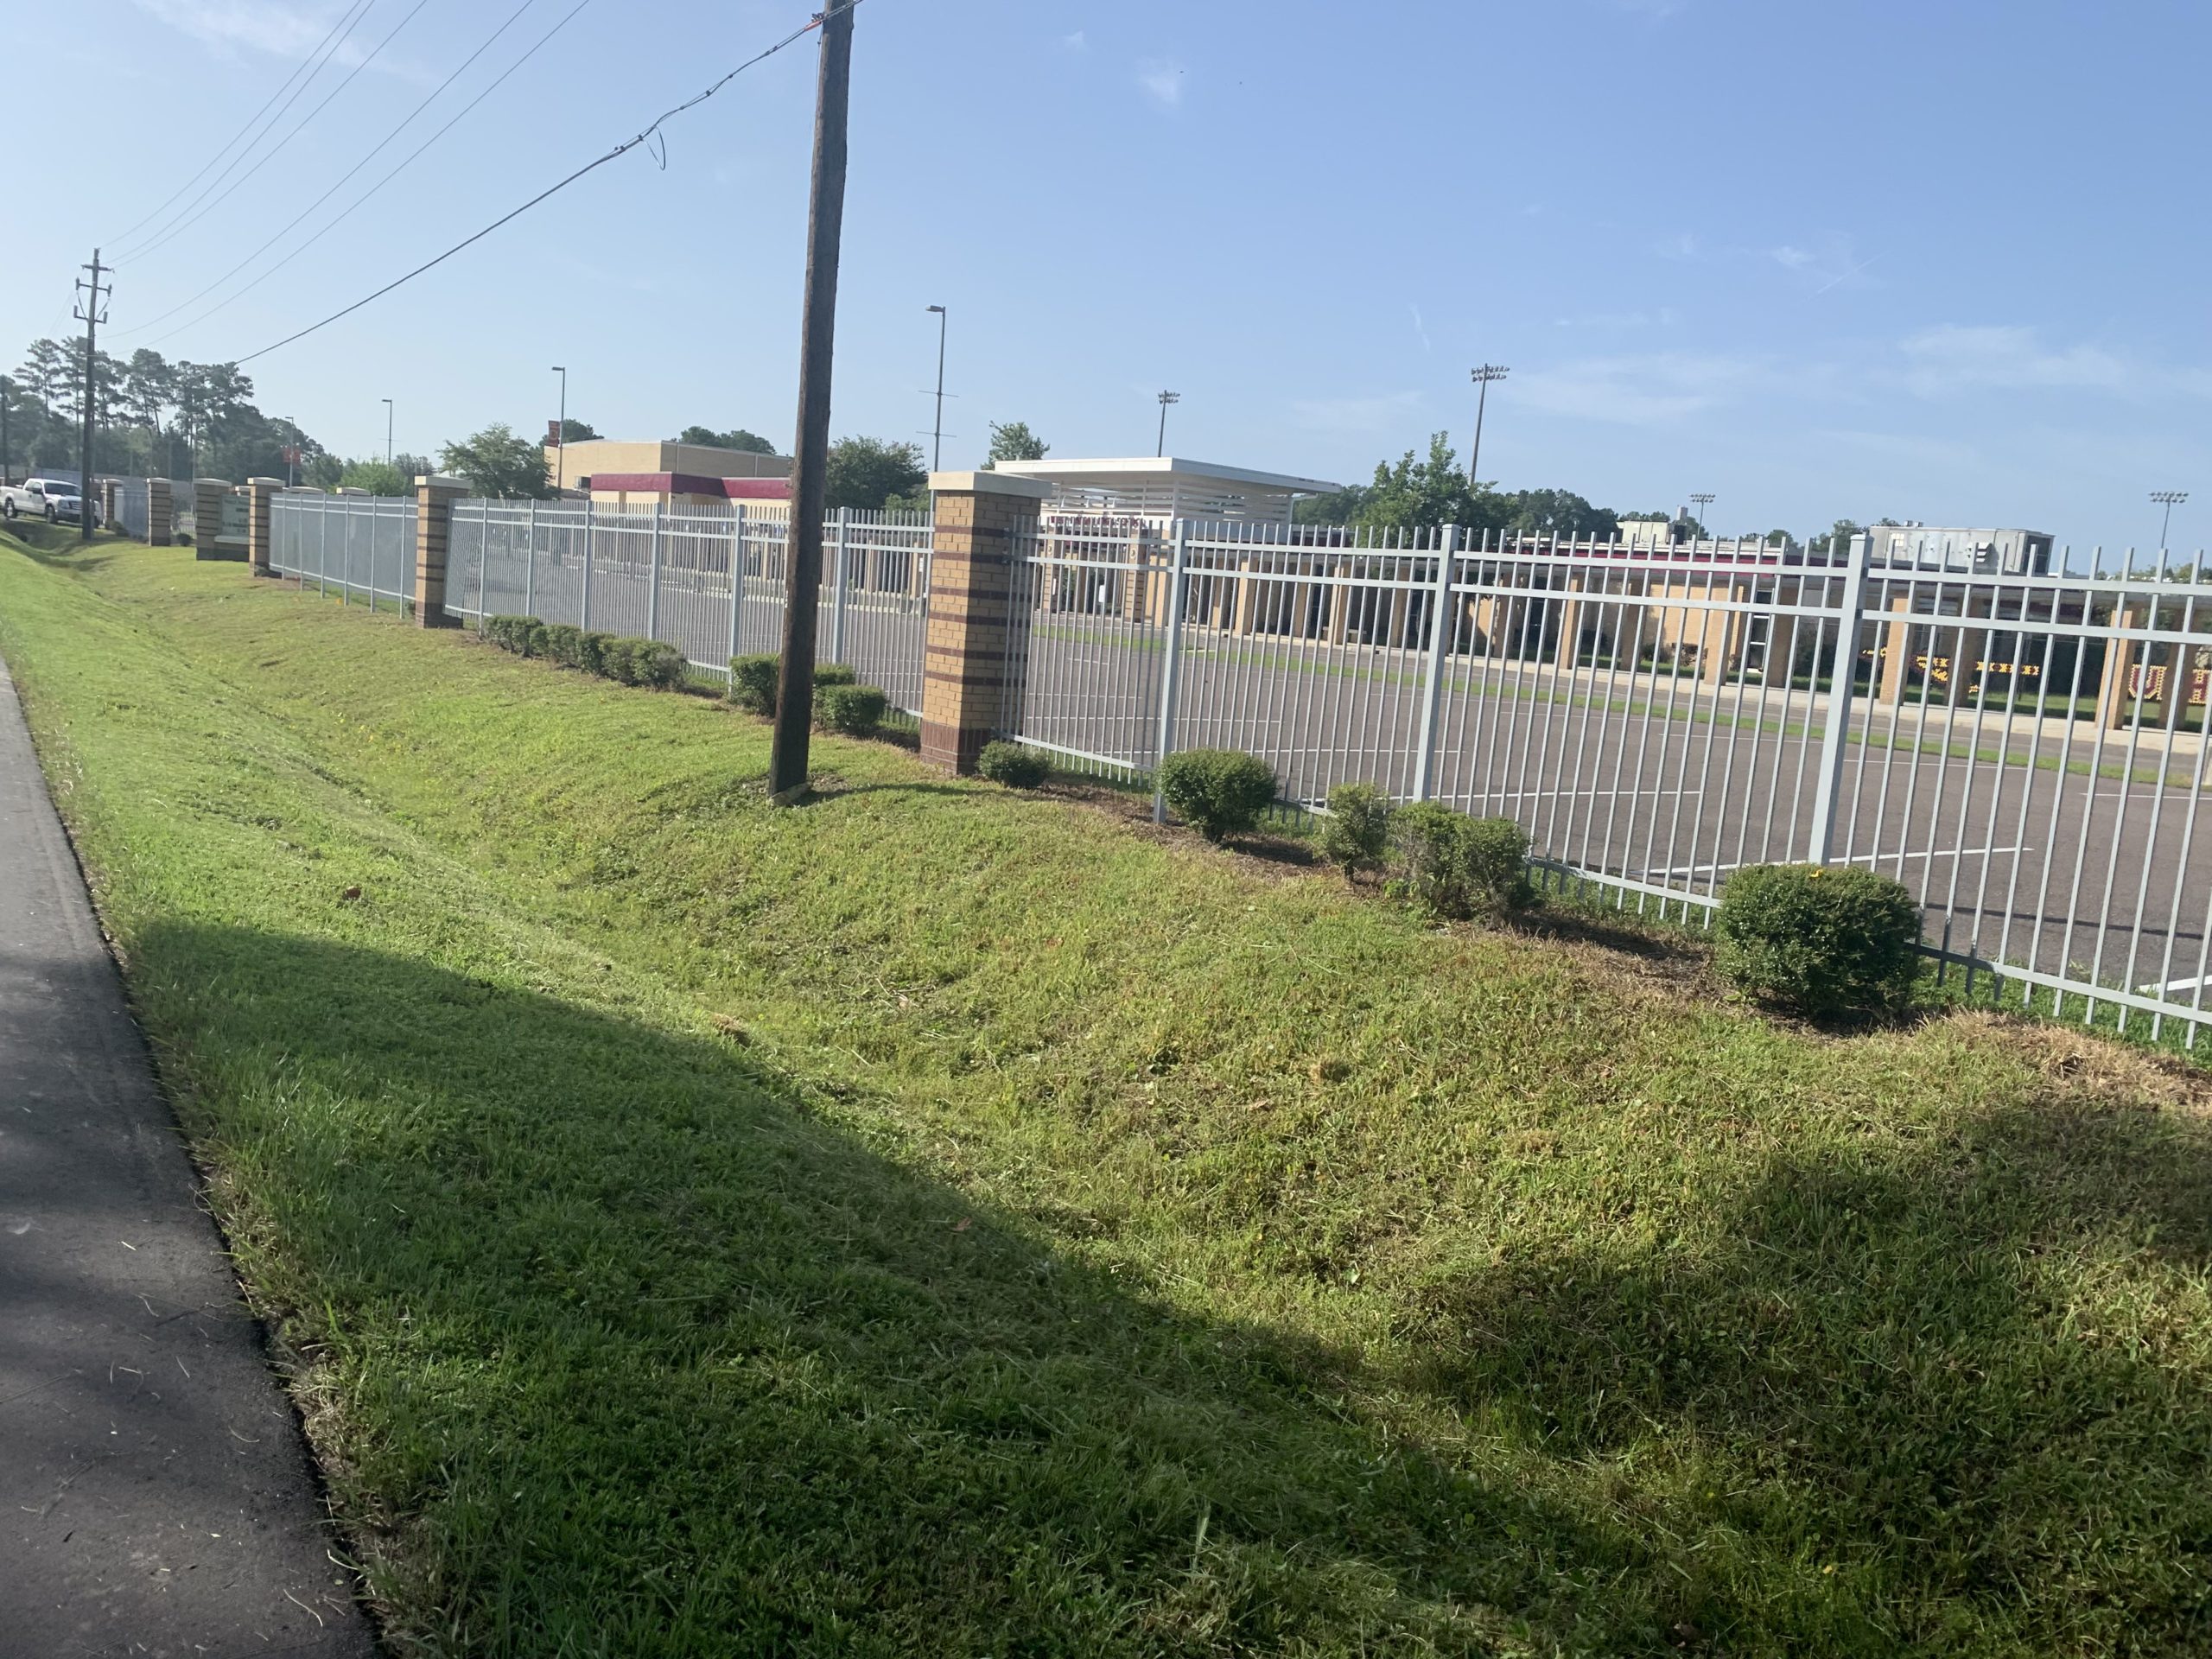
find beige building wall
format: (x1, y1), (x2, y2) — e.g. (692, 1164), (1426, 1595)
(544, 439), (791, 487)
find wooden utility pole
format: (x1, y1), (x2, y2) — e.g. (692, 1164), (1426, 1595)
(74, 251), (111, 542)
(768, 2), (855, 801)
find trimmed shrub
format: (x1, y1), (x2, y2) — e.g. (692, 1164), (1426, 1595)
(1463, 815), (1537, 919)
(626, 640), (687, 690)
(1390, 802), (1475, 917)
(1389, 805), (1535, 920)
(542, 624), (582, 668)
(484, 614), (531, 653)
(976, 740), (1050, 789)
(578, 631), (615, 677)
(1318, 783), (1392, 881)
(1158, 748), (1276, 843)
(815, 682), (888, 736)
(523, 620), (549, 658)
(1714, 863), (1922, 1020)
(599, 636), (639, 684)
(728, 653), (779, 713)
(813, 661), (858, 689)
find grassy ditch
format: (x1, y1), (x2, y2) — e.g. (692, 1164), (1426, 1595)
(3, 535), (2209, 1656)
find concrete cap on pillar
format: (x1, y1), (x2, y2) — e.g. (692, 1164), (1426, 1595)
(928, 470), (1052, 499)
(247, 476), (286, 487)
(414, 474), (471, 492)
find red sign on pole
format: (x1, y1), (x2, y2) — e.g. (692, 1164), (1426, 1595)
(547, 419), (563, 446)
(281, 445), (302, 466)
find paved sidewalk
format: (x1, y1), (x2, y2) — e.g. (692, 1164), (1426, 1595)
(0, 656), (375, 1657)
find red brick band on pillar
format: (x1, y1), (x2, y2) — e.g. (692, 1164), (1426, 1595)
(147, 479), (173, 546)
(920, 470), (1050, 773)
(245, 476), (283, 575)
(412, 474), (470, 628)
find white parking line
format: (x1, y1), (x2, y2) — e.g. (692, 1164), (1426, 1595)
(1643, 843), (2030, 880)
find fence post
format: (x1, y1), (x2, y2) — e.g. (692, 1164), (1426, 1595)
(473, 499), (492, 626)
(524, 500), (537, 616)
(1806, 532), (1872, 864)
(646, 503), (664, 640)
(1410, 523), (1461, 802)
(579, 497), (594, 631)
(920, 469), (1049, 773)
(727, 505), (747, 665)
(1149, 523), (1194, 823)
(830, 505), (851, 664)
(409, 473), (469, 628)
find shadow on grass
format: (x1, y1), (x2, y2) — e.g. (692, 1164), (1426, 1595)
(145, 923), (1648, 1656)
(1390, 1090), (2212, 1655)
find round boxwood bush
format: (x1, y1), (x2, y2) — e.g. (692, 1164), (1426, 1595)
(815, 682), (888, 736)
(977, 740), (1050, 788)
(1158, 748), (1276, 843)
(813, 661), (858, 689)
(1713, 862), (1922, 1020)
(1318, 782), (1392, 880)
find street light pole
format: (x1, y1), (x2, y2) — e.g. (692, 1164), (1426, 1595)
(2152, 490), (2188, 550)
(926, 305), (946, 471)
(1156, 390), (1179, 457)
(381, 398), (393, 467)
(551, 365), (569, 492)
(1467, 364), (1508, 493)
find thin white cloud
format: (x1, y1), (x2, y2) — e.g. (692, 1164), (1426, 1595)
(1408, 303), (1432, 353)
(1769, 245), (1815, 270)
(1516, 353), (1765, 426)
(134, 0), (347, 59)
(1896, 326), (2129, 397)
(1062, 29), (1087, 51)
(1137, 59), (1185, 107)
(1289, 391), (1426, 435)
(1653, 232), (1697, 261)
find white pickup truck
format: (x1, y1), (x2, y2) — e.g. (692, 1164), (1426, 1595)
(0, 477), (90, 524)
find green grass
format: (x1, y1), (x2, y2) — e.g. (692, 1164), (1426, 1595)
(4, 536), (2212, 1656)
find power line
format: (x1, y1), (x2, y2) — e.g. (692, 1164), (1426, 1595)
(140, 0), (592, 353)
(121, 0), (434, 267)
(230, 0), (862, 367)
(114, 0), (381, 262)
(105, 1), (374, 249)
(116, 0), (548, 341)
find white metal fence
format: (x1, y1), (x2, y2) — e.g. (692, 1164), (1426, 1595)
(1002, 518), (2212, 1045)
(270, 492), (419, 608)
(441, 500), (932, 715)
(116, 479), (151, 539)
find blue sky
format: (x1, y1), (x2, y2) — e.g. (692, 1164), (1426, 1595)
(16, 0), (2209, 546)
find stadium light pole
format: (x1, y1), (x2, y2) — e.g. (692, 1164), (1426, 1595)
(926, 305), (947, 471)
(551, 365), (568, 491)
(1690, 492), (1715, 534)
(2152, 490), (2188, 550)
(381, 397), (393, 467)
(1467, 364), (1508, 492)
(1155, 389), (1179, 457)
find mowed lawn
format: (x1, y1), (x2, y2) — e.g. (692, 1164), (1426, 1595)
(3, 532), (2210, 1657)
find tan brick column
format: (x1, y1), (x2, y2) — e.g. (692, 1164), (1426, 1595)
(412, 474), (469, 627)
(921, 470), (1049, 773)
(1876, 591), (1916, 702)
(193, 479), (233, 561)
(245, 476), (283, 575)
(147, 478), (173, 545)
(2096, 601), (2146, 729)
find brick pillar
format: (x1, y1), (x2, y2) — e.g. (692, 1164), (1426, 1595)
(245, 476), (283, 575)
(412, 474), (469, 627)
(921, 470), (1048, 772)
(147, 478), (173, 546)
(2096, 601), (2146, 729)
(1876, 591), (1916, 702)
(193, 479), (233, 561)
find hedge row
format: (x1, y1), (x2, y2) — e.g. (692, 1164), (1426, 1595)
(726, 654), (888, 737)
(482, 615), (687, 690)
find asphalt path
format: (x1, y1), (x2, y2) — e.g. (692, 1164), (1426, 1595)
(0, 656), (374, 1657)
